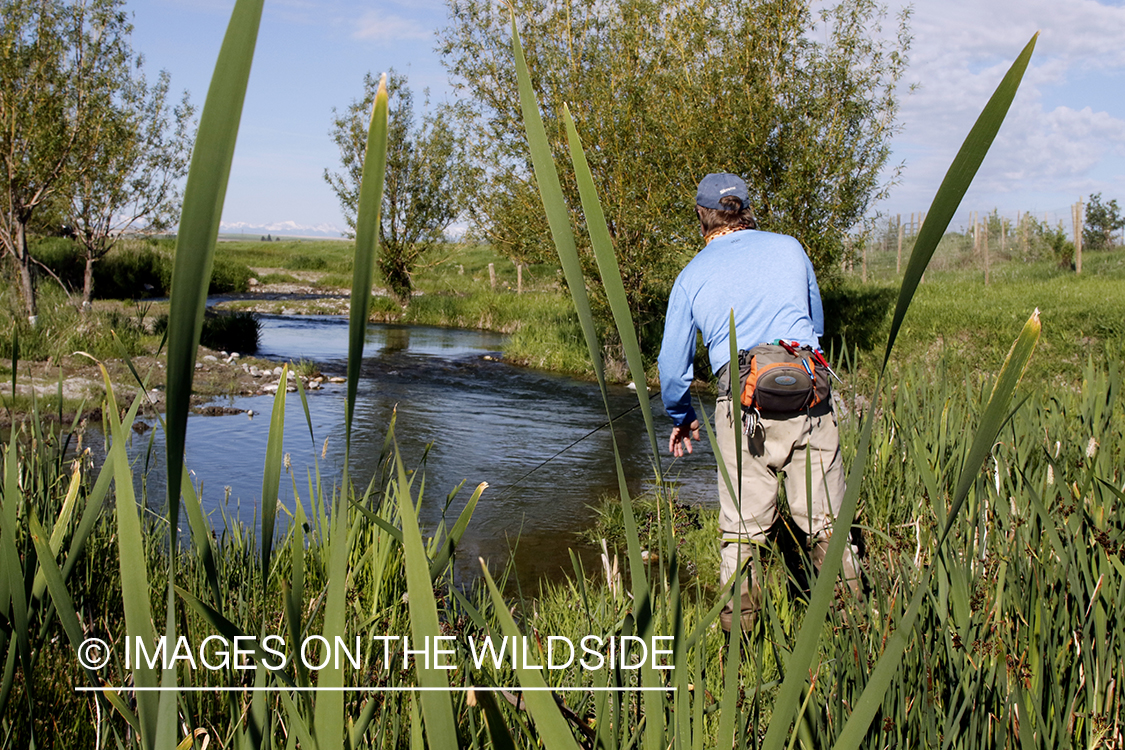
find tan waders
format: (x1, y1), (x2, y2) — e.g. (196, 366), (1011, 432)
(714, 397), (861, 632)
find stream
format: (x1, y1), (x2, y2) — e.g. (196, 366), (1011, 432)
(123, 314), (718, 587)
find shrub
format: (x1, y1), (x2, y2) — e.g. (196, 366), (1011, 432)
(29, 237), (85, 288)
(96, 244), (169, 298)
(208, 256), (252, 294)
(821, 283), (897, 356)
(202, 311), (260, 353)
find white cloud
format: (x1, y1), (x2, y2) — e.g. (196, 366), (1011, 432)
(351, 12), (431, 41)
(880, 0), (1125, 214)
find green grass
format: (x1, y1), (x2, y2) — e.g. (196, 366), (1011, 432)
(837, 250), (1125, 390)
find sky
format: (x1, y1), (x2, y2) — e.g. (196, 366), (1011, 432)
(130, 0), (1125, 237)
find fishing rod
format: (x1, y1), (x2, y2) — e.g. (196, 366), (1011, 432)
(488, 389), (664, 504)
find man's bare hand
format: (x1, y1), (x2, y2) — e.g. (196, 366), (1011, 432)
(668, 419), (701, 457)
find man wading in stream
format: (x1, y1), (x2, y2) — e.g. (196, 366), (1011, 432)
(657, 173), (861, 633)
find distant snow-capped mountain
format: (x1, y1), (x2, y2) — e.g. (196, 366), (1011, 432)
(219, 220), (344, 238)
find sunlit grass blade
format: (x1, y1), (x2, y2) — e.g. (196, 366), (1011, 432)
(345, 73), (389, 450)
(562, 104), (660, 465)
(393, 445), (458, 743)
(429, 481), (487, 580)
(882, 33), (1038, 372)
(25, 509), (92, 679)
(261, 365), (288, 582)
(479, 560), (583, 749)
(97, 366), (159, 744)
(181, 466), (222, 609)
(939, 309), (1041, 546)
(830, 311), (1040, 750)
(763, 34), (1038, 750)
(29, 461), (80, 603)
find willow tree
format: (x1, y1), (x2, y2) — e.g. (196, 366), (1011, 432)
(325, 71), (472, 304)
(0, 0), (133, 322)
(68, 70), (195, 308)
(441, 0), (911, 351)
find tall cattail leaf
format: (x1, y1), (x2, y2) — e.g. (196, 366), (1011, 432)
(345, 73), (388, 450)
(511, 15), (607, 396)
(160, 6), (263, 743)
(97, 367), (159, 745)
(393, 446), (458, 744)
(310, 490), (352, 742)
(882, 33), (1037, 372)
(166, 0), (263, 546)
(261, 365), (289, 582)
(480, 560), (583, 750)
(762, 35), (1037, 750)
(181, 466), (222, 609)
(29, 462), (80, 603)
(940, 309), (1040, 546)
(0, 434), (30, 681)
(830, 309), (1041, 750)
(26, 510), (93, 682)
(562, 105), (660, 467)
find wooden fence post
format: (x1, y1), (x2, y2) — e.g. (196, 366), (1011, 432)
(1072, 199), (1084, 274)
(896, 214), (903, 275)
(489, 262), (497, 290)
(984, 227), (990, 285)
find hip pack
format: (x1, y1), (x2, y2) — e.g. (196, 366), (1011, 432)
(736, 342), (831, 414)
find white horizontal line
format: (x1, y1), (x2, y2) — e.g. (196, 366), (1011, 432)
(77, 686), (675, 693)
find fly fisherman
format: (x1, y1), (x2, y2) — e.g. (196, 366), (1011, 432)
(657, 173), (861, 633)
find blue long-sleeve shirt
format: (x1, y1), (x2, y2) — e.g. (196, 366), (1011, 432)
(657, 229), (824, 426)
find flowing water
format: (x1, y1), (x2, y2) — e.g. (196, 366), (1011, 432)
(123, 315), (717, 588)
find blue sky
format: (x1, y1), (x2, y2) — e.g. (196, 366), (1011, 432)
(130, 0), (1125, 236)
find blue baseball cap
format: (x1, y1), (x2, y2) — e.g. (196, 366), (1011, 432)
(696, 173), (749, 210)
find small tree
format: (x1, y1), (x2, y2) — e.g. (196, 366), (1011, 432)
(0, 0), (133, 322)
(68, 70), (195, 307)
(325, 71), (471, 304)
(1083, 193), (1124, 252)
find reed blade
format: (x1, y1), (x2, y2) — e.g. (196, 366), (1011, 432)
(98, 367), (159, 744)
(510, 14), (607, 396)
(261, 365), (289, 583)
(763, 33), (1038, 750)
(882, 33), (1038, 372)
(830, 309), (1041, 750)
(393, 447), (458, 743)
(479, 560), (583, 749)
(429, 481), (487, 580)
(165, 0), (264, 547)
(562, 104), (661, 467)
(345, 73), (389, 449)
